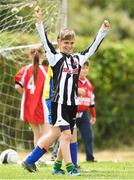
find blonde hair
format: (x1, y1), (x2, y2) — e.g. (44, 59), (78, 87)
(57, 28), (75, 40)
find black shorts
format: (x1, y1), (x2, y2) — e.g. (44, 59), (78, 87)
(51, 102), (77, 133)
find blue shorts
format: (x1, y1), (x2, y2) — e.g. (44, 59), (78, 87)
(45, 99), (52, 125)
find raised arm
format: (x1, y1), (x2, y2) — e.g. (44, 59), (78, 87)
(34, 6), (58, 66)
(78, 20), (110, 66)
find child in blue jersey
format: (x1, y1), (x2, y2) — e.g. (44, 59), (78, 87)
(21, 5), (110, 176)
(43, 66), (53, 124)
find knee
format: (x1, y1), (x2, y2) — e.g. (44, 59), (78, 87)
(33, 131), (41, 140)
(61, 130), (71, 141)
(70, 129), (77, 143)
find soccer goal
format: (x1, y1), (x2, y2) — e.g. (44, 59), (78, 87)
(0, 0), (67, 151)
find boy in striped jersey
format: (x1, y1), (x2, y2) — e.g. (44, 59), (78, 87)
(22, 6), (110, 176)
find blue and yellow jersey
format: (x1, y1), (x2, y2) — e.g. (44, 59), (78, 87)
(43, 66), (53, 124)
(43, 66), (53, 100)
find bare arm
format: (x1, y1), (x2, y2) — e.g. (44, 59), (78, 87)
(15, 84), (23, 94)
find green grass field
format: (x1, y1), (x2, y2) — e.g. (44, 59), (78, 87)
(0, 161), (134, 179)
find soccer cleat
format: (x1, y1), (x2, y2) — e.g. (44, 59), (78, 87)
(52, 168), (65, 175)
(68, 168), (81, 176)
(22, 161), (37, 173)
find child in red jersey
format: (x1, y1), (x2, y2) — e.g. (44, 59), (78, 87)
(14, 47), (50, 147)
(76, 61), (96, 164)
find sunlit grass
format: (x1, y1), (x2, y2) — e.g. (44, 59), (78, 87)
(0, 161), (134, 179)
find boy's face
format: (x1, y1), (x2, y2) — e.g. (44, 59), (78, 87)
(79, 65), (89, 79)
(58, 38), (75, 55)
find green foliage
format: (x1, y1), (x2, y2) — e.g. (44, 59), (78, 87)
(69, 0), (134, 40)
(0, 31), (39, 48)
(87, 40), (134, 149)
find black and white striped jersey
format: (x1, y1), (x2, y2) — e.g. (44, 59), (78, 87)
(36, 22), (107, 105)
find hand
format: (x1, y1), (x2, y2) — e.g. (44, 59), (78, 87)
(34, 6), (42, 23)
(102, 20), (110, 30)
(78, 88), (86, 97)
(90, 117), (96, 125)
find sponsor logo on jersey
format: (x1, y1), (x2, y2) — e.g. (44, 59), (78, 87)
(63, 68), (79, 74)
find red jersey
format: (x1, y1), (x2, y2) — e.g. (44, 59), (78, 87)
(14, 64), (49, 124)
(77, 78), (96, 117)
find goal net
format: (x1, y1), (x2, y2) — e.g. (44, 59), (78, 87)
(0, 0), (62, 151)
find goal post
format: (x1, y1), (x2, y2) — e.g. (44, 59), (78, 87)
(0, 0), (68, 151)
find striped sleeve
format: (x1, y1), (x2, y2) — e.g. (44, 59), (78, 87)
(78, 26), (107, 66)
(36, 22), (59, 66)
